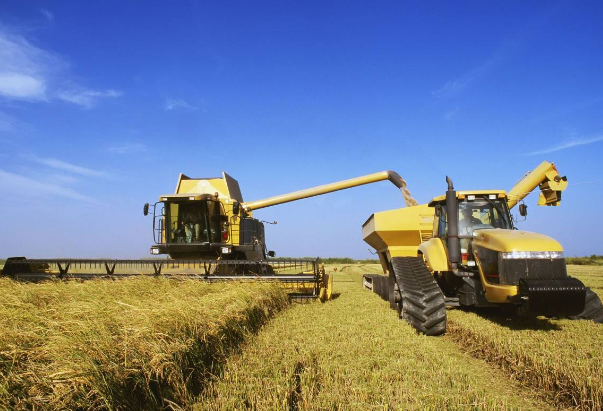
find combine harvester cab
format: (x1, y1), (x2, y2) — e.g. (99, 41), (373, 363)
(363, 161), (603, 335)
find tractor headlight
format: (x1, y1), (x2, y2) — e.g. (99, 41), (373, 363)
(500, 251), (564, 259)
(150, 248), (160, 255)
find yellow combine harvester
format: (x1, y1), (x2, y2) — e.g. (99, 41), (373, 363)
(3, 170), (415, 301)
(363, 161), (603, 335)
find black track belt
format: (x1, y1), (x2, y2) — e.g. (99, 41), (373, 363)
(391, 257), (447, 336)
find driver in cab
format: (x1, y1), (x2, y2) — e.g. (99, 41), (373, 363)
(459, 207), (482, 235)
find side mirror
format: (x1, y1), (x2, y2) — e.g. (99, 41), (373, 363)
(519, 203), (528, 217)
(268, 250), (276, 257)
(233, 201), (240, 215)
(143, 203), (150, 216)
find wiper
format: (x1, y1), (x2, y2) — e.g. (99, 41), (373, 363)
(483, 196), (506, 223)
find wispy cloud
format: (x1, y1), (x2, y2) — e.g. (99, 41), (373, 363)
(523, 136), (603, 156)
(444, 106), (460, 120)
(0, 169), (95, 202)
(39, 8), (54, 22)
(29, 155), (109, 177)
(431, 6), (558, 100)
(530, 96), (603, 125)
(108, 143), (146, 154)
(164, 98), (197, 111)
(0, 29), (59, 102)
(432, 56), (501, 99)
(57, 89), (122, 108)
(0, 25), (121, 107)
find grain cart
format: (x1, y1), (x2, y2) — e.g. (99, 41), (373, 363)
(3, 170), (416, 301)
(363, 161), (603, 335)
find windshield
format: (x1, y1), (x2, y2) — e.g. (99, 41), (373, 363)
(458, 198), (511, 236)
(165, 200), (225, 244)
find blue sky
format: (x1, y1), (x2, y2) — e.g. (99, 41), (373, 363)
(0, 1), (602, 259)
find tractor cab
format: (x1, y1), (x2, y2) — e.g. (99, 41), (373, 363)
(431, 191), (512, 237)
(429, 190), (513, 277)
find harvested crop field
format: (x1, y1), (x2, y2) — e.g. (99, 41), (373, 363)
(0, 278), (287, 410)
(446, 265), (603, 411)
(195, 263), (603, 411)
(1, 264), (602, 411)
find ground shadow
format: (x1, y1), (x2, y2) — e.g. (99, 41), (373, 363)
(458, 306), (563, 331)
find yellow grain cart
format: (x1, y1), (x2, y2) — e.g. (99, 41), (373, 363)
(363, 161), (603, 335)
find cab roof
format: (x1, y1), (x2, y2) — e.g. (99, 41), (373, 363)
(428, 190), (507, 207)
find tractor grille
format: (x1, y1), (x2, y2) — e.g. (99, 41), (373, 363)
(474, 246), (568, 286)
(499, 258), (567, 285)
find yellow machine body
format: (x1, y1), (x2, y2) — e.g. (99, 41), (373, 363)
(147, 170), (417, 301)
(362, 204), (434, 268)
(363, 161), (570, 307)
(471, 229), (564, 303)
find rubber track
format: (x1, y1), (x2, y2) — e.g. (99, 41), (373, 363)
(391, 257), (447, 336)
(569, 288), (603, 323)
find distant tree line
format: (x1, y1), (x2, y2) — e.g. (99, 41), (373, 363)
(566, 255), (603, 266)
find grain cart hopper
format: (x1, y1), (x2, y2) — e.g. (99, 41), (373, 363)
(3, 170), (416, 301)
(363, 161), (603, 335)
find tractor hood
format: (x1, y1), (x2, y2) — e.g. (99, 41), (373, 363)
(472, 229), (563, 253)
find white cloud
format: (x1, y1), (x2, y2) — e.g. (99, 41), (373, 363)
(0, 29), (59, 101)
(29, 155), (109, 177)
(523, 136), (603, 156)
(0, 25), (121, 107)
(0, 169), (95, 202)
(165, 98), (197, 111)
(57, 89), (122, 108)
(0, 72), (46, 100)
(39, 8), (54, 22)
(108, 143), (146, 154)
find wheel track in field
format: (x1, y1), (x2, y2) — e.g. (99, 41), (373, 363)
(344, 264), (588, 410)
(195, 265), (561, 411)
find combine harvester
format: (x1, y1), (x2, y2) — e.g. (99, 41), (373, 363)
(2, 170), (416, 301)
(363, 161), (603, 335)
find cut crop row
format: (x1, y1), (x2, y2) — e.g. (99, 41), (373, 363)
(446, 265), (603, 411)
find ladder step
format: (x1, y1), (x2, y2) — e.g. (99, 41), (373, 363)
(445, 297), (460, 307)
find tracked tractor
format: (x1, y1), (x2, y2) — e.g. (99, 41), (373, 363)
(3, 170), (416, 301)
(363, 161), (603, 335)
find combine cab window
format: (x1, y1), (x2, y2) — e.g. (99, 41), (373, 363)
(165, 200), (226, 244)
(458, 199), (511, 236)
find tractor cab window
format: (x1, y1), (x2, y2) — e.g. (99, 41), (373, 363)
(458, 199), (511, 236)
(165, 200), (226, 244)
(436, 206), (447, 237)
